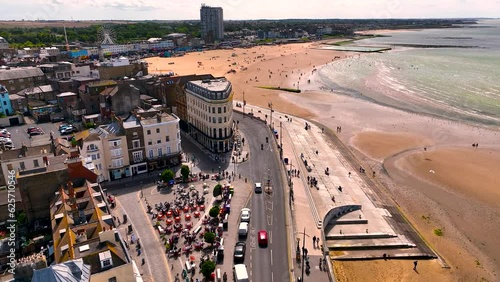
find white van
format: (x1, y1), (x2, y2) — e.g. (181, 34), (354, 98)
(233, 264), (249, 282)
(238, 222), (248, 237)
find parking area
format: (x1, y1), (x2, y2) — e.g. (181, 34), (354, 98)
(2, 120), (76, 149)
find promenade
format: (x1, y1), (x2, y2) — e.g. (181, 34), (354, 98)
(239, 102), (435, 281)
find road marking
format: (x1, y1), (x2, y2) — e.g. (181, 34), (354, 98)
(266, 200), (273, 211)
(272, 272), (274, 282)
(267, 215), (272, 226)
(270, 249), (273, 266)
(270, 231), (272, 244)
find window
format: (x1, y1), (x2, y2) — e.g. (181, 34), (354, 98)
(91, 153), (100, 160)
(20, 162), (25, 170)
(218, 107), (221, 114)
(33, 160), (39, 167)
(166, 146), (171, 154)
(102, 259), (111, 268)
(158, 148), (163, 156)
(212, 107), (215, 113)
(111, 149), (122, 158)
(218, 117), (222, 123)
(224, 106), (226, 113)
(147, 130), (151, 135)
(108, 277), (117, 282)
(132, 140), (140, 148)
(3, 101), (6, 106)
(224, 117), (227, 123)
(110, 140), (121, 147)
(157, 140), (161, 144)
(87, 144), (98, 151)
(133, 151), (143, 162)
(147, 140), (152, 145)
(219, 128), (222, 138)
(156, 128), (160, 133)
(165, 136), (170, 142)
(149, 149), (153, 159)
(111, 159), (123, 167)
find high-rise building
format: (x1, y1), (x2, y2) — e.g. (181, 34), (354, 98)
(200, 5), (224, 43)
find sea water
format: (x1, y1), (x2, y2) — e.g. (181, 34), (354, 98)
(317, 19), (500, 126)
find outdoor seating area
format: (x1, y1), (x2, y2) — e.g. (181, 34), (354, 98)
(145, 180), (235, 280)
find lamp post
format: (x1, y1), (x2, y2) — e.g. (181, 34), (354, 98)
(279, 121), (283, 156)
(140, 181), (143, 199)
(299, 227), (310, 281)
(268, 102), (273, 131)
(218, 165), (221, 183)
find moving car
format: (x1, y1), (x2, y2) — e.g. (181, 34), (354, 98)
(59, 124), (72, 131)
(233, 242), (246, 263)
(255, 182), (262, 193)
(240, 208), (251, 223)
(238, 222), (248, 238)
(258, 230), (268, 247)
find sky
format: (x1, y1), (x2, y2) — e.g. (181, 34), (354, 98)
(0, 0), (498, 21)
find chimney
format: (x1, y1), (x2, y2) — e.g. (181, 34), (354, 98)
(156, 113), (161, 123)
(67, 181), (75, 199)
(69, 146), (79, 158)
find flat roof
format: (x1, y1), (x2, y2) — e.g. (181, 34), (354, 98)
(57, 92), (77, 97)
(190, 78), (230, 92)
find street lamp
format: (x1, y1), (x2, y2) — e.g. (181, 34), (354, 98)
(268, 102), (274, 131)
(218, 165), (221, 183)
(140, 181), (143, 198)
(299, 227), (310, 281)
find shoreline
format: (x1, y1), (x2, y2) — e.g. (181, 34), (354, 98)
(146, 42), (500, 280)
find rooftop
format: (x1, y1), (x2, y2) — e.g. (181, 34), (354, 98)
(189, 77), (231, 92)
(87, 80), (117, 88)
(140, 113), (178, 126)
(0, 67), (44, 81)
(0, 144), (52, 161)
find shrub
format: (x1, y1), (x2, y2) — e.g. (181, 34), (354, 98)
(200, 260), (216, 278)
(180, 165), (190, 182)
(204, 232), (215, 245)
(209, 206), (220, 218)
(160, 169), (175, 182)
(213, 184), (222, 198)
(433, 228), (443, 236)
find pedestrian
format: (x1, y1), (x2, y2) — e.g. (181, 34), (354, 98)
(137, 249), (141, 256)
(316, 238), (320, 248)
(348, 172), (351, 177)
(312, 236), (317, 246)
(223, 272), (228, 282)
(141, 258), (145, 265)
(413, 260), (418, 271)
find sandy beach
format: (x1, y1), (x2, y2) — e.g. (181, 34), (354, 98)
(146, 42), (500, 281)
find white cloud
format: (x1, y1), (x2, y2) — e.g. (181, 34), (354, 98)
(2, 0), (499, 20)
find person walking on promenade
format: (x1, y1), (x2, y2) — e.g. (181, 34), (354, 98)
(312, 236), (317, 247)
(413, 260), (418, 271)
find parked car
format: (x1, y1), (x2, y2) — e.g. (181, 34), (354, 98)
(238, 222), (248, 238)
(240, 208), (251, 223)
(60, 127), (77, 135)
(233, 242), (246, 263)
(59, 124), (72, 131)
(0, 132), (10, 138)
(258, 230), (268, 247)
(51, 116), (65, 122)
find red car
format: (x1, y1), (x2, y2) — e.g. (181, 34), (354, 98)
(258, 230), (268, 247)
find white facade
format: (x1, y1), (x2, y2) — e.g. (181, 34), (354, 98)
(80, 138), (106, 182)
(142, 113), (181, 162)
(0, 149), (50, 185)
(101, 41), (174, 55)
(185, 77), (233, 153)
(71, 64), (91, 77)
(0, 37), (8, 49)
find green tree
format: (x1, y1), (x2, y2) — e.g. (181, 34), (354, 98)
(209, 205), (220, 218)
(200, 260), (216, 278)
(213, 184), (222, 198)
(203, 231), (216, 245)
(160, 169), (175, 182)
(180, 165), (190, 182)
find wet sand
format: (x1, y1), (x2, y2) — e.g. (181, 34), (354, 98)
(146, 42), (500, 281)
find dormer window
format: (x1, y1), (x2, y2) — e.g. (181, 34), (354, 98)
(87, 144), (98, 151)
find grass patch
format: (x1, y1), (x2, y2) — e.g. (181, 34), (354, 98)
(256, 86), (301, 93)
(433, 228), (444, 236)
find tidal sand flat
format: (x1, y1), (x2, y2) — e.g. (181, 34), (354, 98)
(147, 25), (500, 279)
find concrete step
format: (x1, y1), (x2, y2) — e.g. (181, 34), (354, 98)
(331, 219), (368, 225)
(326, 232), (397, 240)
(327, 240), (416, 250)
(330, 251), (437, 260)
